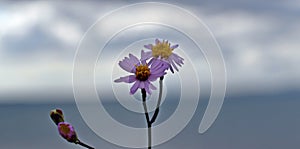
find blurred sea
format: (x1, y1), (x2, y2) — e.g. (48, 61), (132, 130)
(0, 94), (299, 149)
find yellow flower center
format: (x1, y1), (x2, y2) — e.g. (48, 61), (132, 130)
(152, 41), (173, 59)
(135, 65), (151, 81)
(60, 124), (70, 135)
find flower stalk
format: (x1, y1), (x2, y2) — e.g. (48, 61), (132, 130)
(141, 76), (164, 149)
(141, 88), (151, 149)
(75, 140), (95, 149)
(114, 39), (184, 149)
(50, 109), (95, 149)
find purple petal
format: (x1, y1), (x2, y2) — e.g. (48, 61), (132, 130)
(141, 50), (152, 62)
(119, 54), (140, 73)
(148, 72), (166, 81)
(150, 59), (168, 71)
(150, 61), (169, 74)
(170, 54), (183, 66)
(151, 66), (168, 75)
(154, 72), (167, 77)
(167, 59), (175, 73)
(114, 75), (136, 83)
(144, 44), (153, 49)
(148, 58), (154, 65)
(129, 54), (140, 67)
(171, 44), (179, 49)
(150, 59), (161, 69)
(155, 39), (160, 44)
(172, 53), (184, 62)
(148, 74), (159, 81)
(140, 81), (145, 89)
(119, 59), (134, 73)
(170, 59), (179, 72)
(149, 82), (156, 90)
(130, 81), (140, 94)
(169, 67), (174, 73)
(144, 81), (151, 94)
(148, 74), (158, 81)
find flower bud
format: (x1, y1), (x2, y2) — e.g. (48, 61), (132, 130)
(58, 122), (78, 143)
(50, 109), (64, 125)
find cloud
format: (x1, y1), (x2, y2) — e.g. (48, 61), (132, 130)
(47, 19), (82, 46)
(0, 1), (54, 37)
(0, 1), (299, 102)
(200, 9), (300, 95)
(0, 1), (80, 101)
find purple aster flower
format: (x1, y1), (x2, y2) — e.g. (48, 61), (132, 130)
(142, 39), (184, 73)
(58, 122), (78, 143)
(114, 53), (168, 94)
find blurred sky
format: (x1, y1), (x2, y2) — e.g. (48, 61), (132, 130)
(0, 0), (300, 103)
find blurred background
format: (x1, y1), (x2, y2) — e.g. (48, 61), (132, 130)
(0, 0), (299, 149)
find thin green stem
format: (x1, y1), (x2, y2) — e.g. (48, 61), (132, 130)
(75, 140), (95, 149)
(150, 76), (164, 124)
(141, 76), (164, 149)
(147, 123), (152, 149)
(141, 89), (151, 149)
(142, 89), (150, 124)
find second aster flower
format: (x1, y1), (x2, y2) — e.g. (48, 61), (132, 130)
(142, 39), (184, 73)
(114, 53), (168, 94)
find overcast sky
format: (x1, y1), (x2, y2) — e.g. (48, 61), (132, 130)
(0, 0), (299, 102)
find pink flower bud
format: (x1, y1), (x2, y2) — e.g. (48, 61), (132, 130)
(58, 122), (78, 143)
